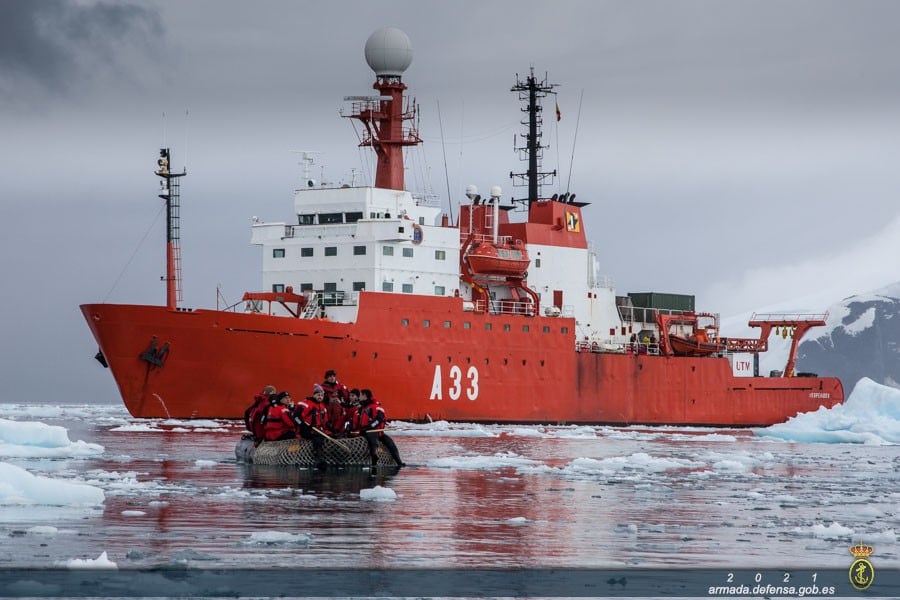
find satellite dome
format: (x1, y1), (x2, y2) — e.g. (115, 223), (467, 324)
(365, 27), (413, 77)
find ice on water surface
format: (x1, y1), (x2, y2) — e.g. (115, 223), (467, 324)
(0, 380), (897, 572)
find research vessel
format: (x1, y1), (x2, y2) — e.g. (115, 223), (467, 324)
(81, 27), (843, 425)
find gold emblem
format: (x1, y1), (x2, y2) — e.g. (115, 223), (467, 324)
(848, 542), (875, 591)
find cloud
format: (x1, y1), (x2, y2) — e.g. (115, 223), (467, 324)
(703, 214), (900, 317)
(0, 0), (162, 105)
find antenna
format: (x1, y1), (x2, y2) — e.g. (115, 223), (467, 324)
(437, 100), (455, 222)
(565, 89), (584, 195)
(291, 151), (321, 187)
(509, 67), (557, 205)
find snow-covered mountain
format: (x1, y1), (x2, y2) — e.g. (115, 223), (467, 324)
(799, 282), (900, 390)
(720, 282), (900, 392)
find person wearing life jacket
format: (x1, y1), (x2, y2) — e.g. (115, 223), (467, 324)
(339, 388), (361, 437)
(293, 384), (329, 465)
(357, 388), (404, 467)
(262, 391), (298, 441)
(324, 388), (348, 436)
(244, 385), (276, 443)
(320, 369), (348, 403)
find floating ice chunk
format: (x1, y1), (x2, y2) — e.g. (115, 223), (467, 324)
(360, 485), (397, 501)
(57, 551), (117, 569)
(245, 531), (313, 545)
(506, 517), (529, 525)
(193, 459), (217, 468)
(755, 378), (900, 444)
(429, 451), (539, 470)
(0, 419), (103, 458)
(795, 522), (854, 539)
(121, 510), (146, 517)
(0, 463), (104, 506)
(27, 525), (58, 535)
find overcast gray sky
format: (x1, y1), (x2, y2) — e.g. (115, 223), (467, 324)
(2, 0), (900, 404)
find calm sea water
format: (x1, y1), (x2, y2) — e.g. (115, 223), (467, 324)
(1, 402), (898, 596)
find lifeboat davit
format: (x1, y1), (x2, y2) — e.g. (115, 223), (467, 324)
(465, 240), (530, 277)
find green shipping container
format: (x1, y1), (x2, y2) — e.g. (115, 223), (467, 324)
(627, 292), (695, 312)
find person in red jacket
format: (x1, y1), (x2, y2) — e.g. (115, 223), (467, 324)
(357, 388), (404, 467)
(293, 384), (329, 465)
(244, 384), (276, 443)
(320, 369), (347, 402)
(324, 388), (348, 436)
(263, 391), (298, 441)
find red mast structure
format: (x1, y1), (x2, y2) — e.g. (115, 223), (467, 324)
(345, 27), (421, 191)
(155, 148), (186, 310)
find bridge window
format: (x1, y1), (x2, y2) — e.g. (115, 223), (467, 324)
(353, 245), (367, 255)
(325, 246), (337, 257)
(402, 247), (414, 258)
(273, 248), (285, 258)
(298, 214), (315, 225)
(319, 212), (343, 224)
(300, 283), (313, 291)
(345, 212), (363, 223)
(301, 247), (314, 257)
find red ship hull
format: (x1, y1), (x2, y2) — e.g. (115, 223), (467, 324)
(81, 292), (843, 426)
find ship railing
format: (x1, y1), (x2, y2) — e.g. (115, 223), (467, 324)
(460, 232), (515, 246)
(285, 224), (357, 238)
(315, 290), (357, 308)
(624, 342), (660, 356)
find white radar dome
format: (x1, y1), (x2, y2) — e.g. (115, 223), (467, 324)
(365, 27), (413, 77)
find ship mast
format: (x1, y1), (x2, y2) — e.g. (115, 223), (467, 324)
(345, 27), (421, 191)
(510, 68), (557, 204)
(155, 148), (186, 310)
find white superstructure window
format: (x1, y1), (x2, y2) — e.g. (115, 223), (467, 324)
(325, 246), (337, 256)
(402, 247), (414, 258)
(382, 281), (394, 292)
(353, 245), (367, 256)
(273, 248), (285, 258)
(301, 247), (314, 257)
(435, 285), (445, 295)
(383, 246), (394, 256)
(402, 283), (413, 293)
(434, 250), (446, 260)
(353, 282), (365, 291)
(272, 284), (285, 292)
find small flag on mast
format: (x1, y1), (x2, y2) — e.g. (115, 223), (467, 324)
(555, 101), (561, 122)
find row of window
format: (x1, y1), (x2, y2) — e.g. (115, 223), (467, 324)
(399, 318), (568, 334)
(272, 282), (448, 296)
(273, 246), (448, 259)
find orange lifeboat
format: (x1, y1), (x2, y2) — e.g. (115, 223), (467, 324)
(465, 239), (530, 277)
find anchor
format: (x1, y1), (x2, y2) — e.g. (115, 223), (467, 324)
(139, 336), (170, 367)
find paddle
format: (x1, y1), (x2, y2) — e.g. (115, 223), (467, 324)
(312, 426), (352, 453)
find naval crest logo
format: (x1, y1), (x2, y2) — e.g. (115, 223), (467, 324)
(848, 541), (875, 591)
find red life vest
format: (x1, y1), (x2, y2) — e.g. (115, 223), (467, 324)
(263, 404), (296, 441)
(244, 393), (271, 440)
(358, 399), (387, 433)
